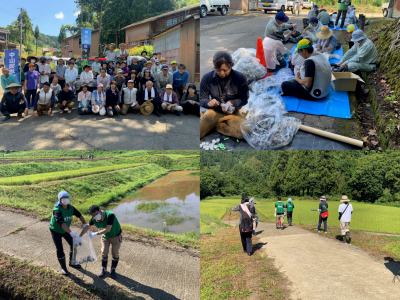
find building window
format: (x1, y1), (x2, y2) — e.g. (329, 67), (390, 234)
(167, 17), (178, 27)
(79, 38), (81, 48)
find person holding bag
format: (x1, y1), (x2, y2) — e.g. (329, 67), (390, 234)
(334, 0), (351, 30)
(232, 195), (254, 256)
(317, 196), (329, 233)
(338, 195), (353, 243)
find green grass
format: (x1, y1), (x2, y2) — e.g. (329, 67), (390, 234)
(0, 150), (128, 158)
(136, 201), (170, 213)
(0, 163), (146, 185)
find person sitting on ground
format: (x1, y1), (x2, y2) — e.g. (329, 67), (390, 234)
(160, 84), (182, 116)
(200, 51), (249, 139)
(91, 83), (106, 116)
(334, 0), (351, 30)
(337, 29), (377, 95)
(232, 195), (254, 256)
(97, 68), (110, 90)
(121, 80), (140, 115)
(141, 81), (161, 117)
(338, 195), (353, 244)
(50, 77), (62, 102)
(105, 81), (121, 117)
(58, 83), (75, 113)
(172, 64), (189, 100)
(0, 83), (28, 121)
(115, 69), (126, 92)
(317, 196), (329, 233)
(1, 68), (19, 93)
(302, 17), (323, 42)
(128, 57), (142, 78)
(169, 61), (178, 74)
(33, 82), (56, 117)
(180, 83), (200, 117)
(127, 70), (140, 89)
(281, 39), (331, 101)
(106, 61), (115, 82)
(264, 11), (298, 39)
(317, 9), (331, 26)
(140, 69), (154, 91)
(155, 65), (173, 94)
(315, 26), (338, 54)
(65, 61), (78, 93)
(80, 65), (94, 92)
(24, 63), (40, 108)
(263, 32), (291, 72)
(56, 59), (66, 88)
(78, 84), (92, 115)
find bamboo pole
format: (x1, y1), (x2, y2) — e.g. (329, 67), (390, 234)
(299, 125), (363, 148)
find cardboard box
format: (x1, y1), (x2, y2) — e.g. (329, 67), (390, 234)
(331, 72), (365, 92)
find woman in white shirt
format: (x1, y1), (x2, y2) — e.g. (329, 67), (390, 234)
(80, 65), (94, 92)
(65, 61), (78, 93)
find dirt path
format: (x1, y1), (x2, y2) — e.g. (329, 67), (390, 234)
(223, 220), (400, 300)
(0, 210), (199, 300)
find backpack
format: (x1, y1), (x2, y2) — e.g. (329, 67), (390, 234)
(239, 205), (253, 233)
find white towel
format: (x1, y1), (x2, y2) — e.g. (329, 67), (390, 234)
(144, 87), (155, 100)
(163, 91), (173, 102)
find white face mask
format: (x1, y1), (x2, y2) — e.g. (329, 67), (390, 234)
(61, 198), (70, 205)
(31, 59), (35, 63)
(94, 213), (102, 221)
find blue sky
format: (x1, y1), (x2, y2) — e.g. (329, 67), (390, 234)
(0, 0), (79, 37)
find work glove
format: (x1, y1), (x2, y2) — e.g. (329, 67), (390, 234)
(284, 213), (287, 216)
(70, 232), (81, 246)
(274, 214), (276, 217)
(89, 232), (98, 239)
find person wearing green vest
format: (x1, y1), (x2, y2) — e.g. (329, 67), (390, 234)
(79, 205), (122, 279)
(274, 197), (287, 230)
(76, 56), (83, 75)
(334, 0), (352, 30)
(286, 198), (294, 226)
(49, 191), (87, 276)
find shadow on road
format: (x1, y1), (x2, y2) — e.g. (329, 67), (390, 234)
(253, 242), (268, 254)
(254, 230), (264, 236)
(383, 257), (400, 283)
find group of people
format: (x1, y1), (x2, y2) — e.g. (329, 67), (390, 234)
(199, 10), (377, 140)
(0, 44), (200, 121)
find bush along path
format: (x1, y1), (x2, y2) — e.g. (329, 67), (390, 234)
(0, 210), (199, 300)
(222, 220), (400, 300)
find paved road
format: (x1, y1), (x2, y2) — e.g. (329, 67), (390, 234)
(200, 11), (361, 150)
(224, 221), (400, 300)
(0, 210), (200, 300)
(0, 70), (199, 150)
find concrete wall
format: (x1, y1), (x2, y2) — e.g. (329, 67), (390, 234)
(229, 0), (249, 14)
(125, 23), (151, 47)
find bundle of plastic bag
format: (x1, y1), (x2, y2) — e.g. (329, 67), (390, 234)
(276, 68), (295, 83)
(241, 109), (301, 150)
(233, 56), (267, 82)
(243, 92), (287, 117)
(71, 231), (97, 265)
(250, 76), (282, 95)
(232, 48), (257, 64)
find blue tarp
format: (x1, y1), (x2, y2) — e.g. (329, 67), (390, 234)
(329, 24), (358, 31)
(280, 44), (351, 119)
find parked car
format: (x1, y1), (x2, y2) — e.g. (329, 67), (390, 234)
(382, 2), (389, 17)
(301, 0), (313, 9)
(200, 0), (230, 18)
(0, 56), (4, 68)
(258, 0), (293, 13)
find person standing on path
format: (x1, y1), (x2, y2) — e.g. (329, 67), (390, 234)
(232, 195), (254, 256)
(249, 198), (257, 235)
(335, 0), (351, 30)
(274, 197), (286, 230)
(80, 205), (122, 279)
(286, 198), (294, 226)
(317, 196), (329, 233)
(49, 191), (87, 276)
(338, 195), (353, 243)
(24, 63), (40, 108)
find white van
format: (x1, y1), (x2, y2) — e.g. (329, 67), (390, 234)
(200, 0), (230, 18)
(301, 0), (313, 9)
(382, 2), (389, 17)
(258, 0), (293, 13)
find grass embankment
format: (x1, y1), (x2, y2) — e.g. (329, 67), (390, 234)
(201, 226), (290, 300)
(0, 163), (146, 185)
(0, 150), (129, 159)
(0, 252), (135, 300)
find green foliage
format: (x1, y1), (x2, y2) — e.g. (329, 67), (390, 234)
(58, 25), (67, 43)
(128, 45), (153, 58)
(175, 0), (200, 8)
(136, 201), (170, 213)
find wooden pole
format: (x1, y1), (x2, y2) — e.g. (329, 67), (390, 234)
(299, 125), (363, 147)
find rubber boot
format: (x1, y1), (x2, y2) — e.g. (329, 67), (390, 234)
(175, 110), (180, 116)
(2, 115), (10, 121)
(99, 257), (107, 277)
(110, 257), (119, 279)
(69, 251), (81, 269)
(346, 231), (351, 243)
(342, 235), (346, 243)
(58, 257), (70, 275)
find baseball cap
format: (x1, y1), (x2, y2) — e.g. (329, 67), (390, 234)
(308, 17), (318, 24)
(161, 64), (169, 70)
(275, 11), (289, 22)
(171, 61), (177, 64)
(295, 39), (313, 53)
(166, 84), (173, 89)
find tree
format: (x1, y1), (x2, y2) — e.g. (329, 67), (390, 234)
(34, 25), (40, 55)
(58, 25), (67, 43)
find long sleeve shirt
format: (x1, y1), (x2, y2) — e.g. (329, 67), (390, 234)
(80, 71), (94, 86)
(58, 89), (74, 104)
(65, 68), (78, 83)
(56, 65), (67, 78)
(105, 89), (120, 107)
(232, 202), (255, 227)
(97, 74), (110, 89)
(316, 34), (338, 54)
(180, 93), (200, 106)
(91, 62), (102, 74)
(0, 92), (27, 110)
(264, 17), (294, 38)
(340, 38), (377, 65)
(103, 49), (118, 62)
(155, 72), (173, 92)
(200, 69), (249, 114)
(160, 91), (179, 105)
(1, 74), (19, 92)
(91, 90), (106, 107)
(78, 91), (92, 108)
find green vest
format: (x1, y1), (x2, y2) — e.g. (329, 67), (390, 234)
(91, 211), (121, 239)
(276, 202), (284, 214)
(49, 204), (74, 234)
(287, 202), (294, 212)
(76, 62), (83, 75)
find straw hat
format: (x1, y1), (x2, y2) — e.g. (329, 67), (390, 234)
(145, 61), (153, 66)
(140, 102), (154, 115)
(340, 195), (350, 202)
(159, 57), (167, 63)
(6, 83), (22, 89)
(316, 26), (333, 40)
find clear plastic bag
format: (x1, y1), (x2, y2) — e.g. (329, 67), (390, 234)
(241, 112), (302, 150)
(243, 92), (287, 117)
(71, 231), (97, 265)
(233, 56), (267, 82)
(232, 48), (257, 64)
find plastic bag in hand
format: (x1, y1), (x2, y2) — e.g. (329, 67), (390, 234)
(241, 111), (301, 150)
(71, 231), (98, 265)
(233, 56), (267, 82)
(232, 48), (257, 64)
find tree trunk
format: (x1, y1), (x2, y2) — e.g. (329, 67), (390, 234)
(81, 0), (83, 25)
(98, 0), (103, 57)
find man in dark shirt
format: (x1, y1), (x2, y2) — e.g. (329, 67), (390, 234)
(128, 57), (142, 77)
(58, 83), (75, 113)
(200, 51), (249, 139)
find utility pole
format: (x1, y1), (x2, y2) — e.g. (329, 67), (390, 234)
(17, 8), (24, 83)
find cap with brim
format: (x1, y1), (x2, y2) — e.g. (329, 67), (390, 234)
(145, 61), (153, 65)
(276, 11), (289, 22)
(314, 5), (318, 8)
(140, 102), (154, 115)
(350, 5), (355, 9)
(117, 69), (123, 73)
(166, 84), (173, 89)
(97, 83), (104, 88)
(160, 57), (167, 62)
(316, 26), (333, 40)
(161, 65), (169, 70)
(28, 63), (35, 67)
(340, 195), (350, 202)
(295, 39), (313, 53)
(351, 29), (367, 42)
(81, 83), (88, 88)
(308, 17), (318, 24)
(171, 61), (177, 64)
(77, 56), (82, 59)
(320, 196), (326, 201)
(127, 80), (134, 83)
(6, 83), (22, 89)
